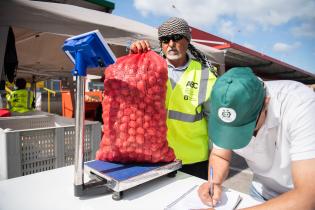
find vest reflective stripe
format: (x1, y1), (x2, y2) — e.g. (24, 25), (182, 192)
(27, 91), (31, 109)
(198, 68), (210, 107)
(168, 110), (203, 122)
(166, 59), (217, 164)
(167, 66), (209, 122)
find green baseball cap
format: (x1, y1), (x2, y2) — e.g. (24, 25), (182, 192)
(209, 67), (265, 149)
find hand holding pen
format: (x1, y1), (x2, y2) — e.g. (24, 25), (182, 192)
(209, 166), (214, 198)
(209, 166), (219, 207)
(198, 166), (222, 207)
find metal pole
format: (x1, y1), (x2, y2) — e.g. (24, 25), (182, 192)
(74, 76), (85, 192)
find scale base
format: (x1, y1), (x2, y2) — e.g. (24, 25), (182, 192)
(82, 160), (182, 200)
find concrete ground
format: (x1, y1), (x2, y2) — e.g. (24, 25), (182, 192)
(222, 152), (253, 194)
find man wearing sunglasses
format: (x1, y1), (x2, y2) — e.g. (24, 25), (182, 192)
(130, 17), (217, 180)
(198, 67), (315, 209)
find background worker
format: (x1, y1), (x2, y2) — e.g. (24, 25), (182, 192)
(198, 67), (315, 209)
(6, 77), (34, 113)
(130, 17), (217, 180)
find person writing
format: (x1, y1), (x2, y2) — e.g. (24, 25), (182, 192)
(6, 78), (34, 113)
(130, 17), (217, 179)
(198, 67), (315, 209)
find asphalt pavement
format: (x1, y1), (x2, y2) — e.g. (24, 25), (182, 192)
(222, 152), (253, 194)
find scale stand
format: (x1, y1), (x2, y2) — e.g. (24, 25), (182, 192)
(63, 30), (116, 197)
(62, 30), (182, 200)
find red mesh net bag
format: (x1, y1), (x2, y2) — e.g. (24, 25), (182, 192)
(96, 50), (175, 163)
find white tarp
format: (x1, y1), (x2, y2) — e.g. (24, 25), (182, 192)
(0, 0), (224, 80)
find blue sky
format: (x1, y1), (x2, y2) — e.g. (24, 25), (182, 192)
(110, 0), (315, 74)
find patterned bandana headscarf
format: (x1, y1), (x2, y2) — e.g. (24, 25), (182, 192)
(158, 17), (191, 42)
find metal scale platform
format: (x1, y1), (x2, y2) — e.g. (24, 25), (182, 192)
(62, 30), (182, 199)
(84, 160), (181, 200)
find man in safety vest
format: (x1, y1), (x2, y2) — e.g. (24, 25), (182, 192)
(6, 78), (34, 113)
(130, 17), (217, 180)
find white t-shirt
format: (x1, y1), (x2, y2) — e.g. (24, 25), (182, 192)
(220, 80), (315, 200)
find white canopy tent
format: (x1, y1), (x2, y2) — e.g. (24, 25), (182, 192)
(0, 0), (224, 81)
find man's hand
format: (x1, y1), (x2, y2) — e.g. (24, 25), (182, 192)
(129, 40), (151, 54)
(197, 148), (231, 208)
(198, 182), (222, 207)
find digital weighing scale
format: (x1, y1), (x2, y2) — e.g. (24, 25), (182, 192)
(62, 30), (182, 200)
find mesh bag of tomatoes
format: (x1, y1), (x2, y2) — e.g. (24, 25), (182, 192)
(96, 51), (175, 163)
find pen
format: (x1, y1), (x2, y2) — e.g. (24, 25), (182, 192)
(232, 195), (243, 210)
(209, 166), (214, 197)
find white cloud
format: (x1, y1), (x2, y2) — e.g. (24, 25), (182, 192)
(272, 42), (301, 53)
(133, 0), (315, 30)
(243, 43), (256, 50)
(134, 0), (226, 26)
(218, 20), (236, 39)
(291, 22), (315, 38)
(133, 0), (172, 17)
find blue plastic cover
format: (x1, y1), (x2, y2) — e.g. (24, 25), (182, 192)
(62, 30), (116, 76)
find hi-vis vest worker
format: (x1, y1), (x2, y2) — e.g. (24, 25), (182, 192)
(6, 78), (34, 113)
(7, 89), (34, 113)
(166, 59), (216, 164)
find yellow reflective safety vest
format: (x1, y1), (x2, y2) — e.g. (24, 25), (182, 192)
(7, 89), (34, 113)
(166, 60), (217, 164)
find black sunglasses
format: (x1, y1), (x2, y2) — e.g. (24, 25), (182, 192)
(159, 34), (184, 44)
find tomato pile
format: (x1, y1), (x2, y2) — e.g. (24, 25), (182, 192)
(96, 51), (175, 163)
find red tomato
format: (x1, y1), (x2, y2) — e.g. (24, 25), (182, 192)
(143, 122), (150, 129)
(128, 128), (136, 136)
(144, 115), (151, 122)
(119, 123), (127, 131)
(136, 118), (142, 126)
(122, 141), (129, 148)
(124, 107), (132, 115)
(136, 127), (144, 135)
(127, 146), (134, 152)
(138, 102), (146, 110)
(135, 135), (144, 144)
(129, 120), (136, 128)
(147, 88), (154, 95)
(117, 110), (124, 118)
(115, 138), (122, 147)
(130, 113), (136, 120)
(148, 76), (156, 86)
(137, 81), (145, 91)
(144, 97), (151, 104)
(119, 132), (127, 140)
(121, 116), (129, 123)
(147, 128), (155, 136)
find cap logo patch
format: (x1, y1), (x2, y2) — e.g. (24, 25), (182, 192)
(218, 107), (236, 123)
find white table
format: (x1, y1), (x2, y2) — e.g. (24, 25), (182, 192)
(0, 166), (261, 210)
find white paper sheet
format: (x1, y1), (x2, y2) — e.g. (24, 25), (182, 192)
(165, 185), (243, 210)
